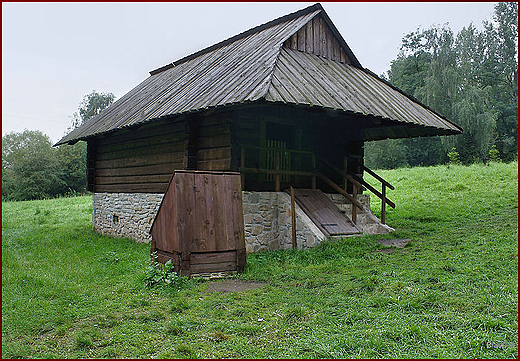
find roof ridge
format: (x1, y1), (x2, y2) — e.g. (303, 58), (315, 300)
(149, 3), (324, 76)
(259, 44), (286, 102)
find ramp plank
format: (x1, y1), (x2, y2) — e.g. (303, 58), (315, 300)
(292, 189), (360, 237)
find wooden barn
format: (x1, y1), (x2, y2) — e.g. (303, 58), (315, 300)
(57, 3), (462, 260)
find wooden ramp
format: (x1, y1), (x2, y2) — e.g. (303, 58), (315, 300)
(292, 189), (360, 237)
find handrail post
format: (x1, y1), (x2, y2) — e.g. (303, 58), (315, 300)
(351, 183), (357, 224)
(381, 183), (386, 224)
(311, 153), (316, 189)
(275, 150), (280, 192)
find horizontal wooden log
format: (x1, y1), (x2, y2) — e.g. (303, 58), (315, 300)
(199, 115), (230, 127)
(97, 141), (186, 161)
(96, 153), (185, 169)
(234, 118), (259, 130)
(198, 134), (231, 149)
(95, 174), (173, 185)
(97, 131), (187, 154)
(197, 159), (231, 171)
(94, 182), (169, 193)
(198, 123), (231, 137)
(95, 163), (178, 177)
(197, 147), (231, 161)
(96, 120), (186, 147)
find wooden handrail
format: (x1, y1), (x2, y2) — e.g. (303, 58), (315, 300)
(240, 145), (392, 224)
(350, 173), (395, 209)
(316, 172), (364, 211)
(360, 164), (394, 190)
(317, 156), (365, 191)
(317, 156), (395, 209)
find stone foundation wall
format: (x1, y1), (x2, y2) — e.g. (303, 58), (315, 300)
(92, 191), (392, 249)
(92, 193), (164, 243)
(242, 192), (326, 253)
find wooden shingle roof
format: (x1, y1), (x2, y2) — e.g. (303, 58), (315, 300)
(56, 3), (461, 146)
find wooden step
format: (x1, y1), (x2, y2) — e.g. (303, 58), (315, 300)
(291, 189), (360, 237)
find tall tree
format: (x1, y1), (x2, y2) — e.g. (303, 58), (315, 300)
(58, 90), (115, 194)
(67, 91), (115, 132)
(371, 3), (518, 168)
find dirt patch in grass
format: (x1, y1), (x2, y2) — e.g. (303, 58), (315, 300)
(376, 238), (412, 248)
(373, 239), (412, 253)
(204, 280), (266, 294)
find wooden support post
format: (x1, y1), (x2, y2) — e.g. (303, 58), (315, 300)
(240, 147), (245, 190)
(351, 183), (357, 224)
(275, 151), (280, 192)
(343, 156), (348, 192)
(381, 184), (386, 224)
(236, 248), (246, 272)
(311, 153), (317, 189)
(290, 186), (297, 249)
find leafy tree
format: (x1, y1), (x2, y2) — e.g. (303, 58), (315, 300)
(58, 90), (115, 194)
(2, 130), (66, 201)
(364, 138), (408, 170)
(368, 3), (518, 168)
(67, 91), (115, 132)
(2, 91), (115, 201)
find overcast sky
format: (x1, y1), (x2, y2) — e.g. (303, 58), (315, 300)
(2, 2), (496, 144)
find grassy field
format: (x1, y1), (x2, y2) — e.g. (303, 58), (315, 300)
(2, 161), (518, 358)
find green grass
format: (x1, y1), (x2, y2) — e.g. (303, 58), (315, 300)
(2, 161), (518, 358)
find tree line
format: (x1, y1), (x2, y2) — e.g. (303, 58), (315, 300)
(2, 91), (114, 201)
(365, 2), (518, 169)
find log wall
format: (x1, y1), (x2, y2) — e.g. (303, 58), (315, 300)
(89, 119), (187, 193)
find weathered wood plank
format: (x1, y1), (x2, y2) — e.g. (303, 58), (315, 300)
(96, 163), (177, 177)
(231, 174), (245, 252)
(197, 159), (231, 171)
(96, 120), (186, 147)
(97, 131), (186, 154)
(190, 251), (236, 264)
(197, 147), (232, 161)
(190, 262), (236, 273)
(95, 174), (173, 185)
(297, 26), (306, 51)
(198, 133), (232, 149)
(305, 20), (313, 53)
(293, 189), (360, 236)
(198, 122), (231, 137)
(290, 33), (297, 49)
(95, 153), (185, 169)
(97, 141), (186, 161)
(95, 182), (169, 193)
